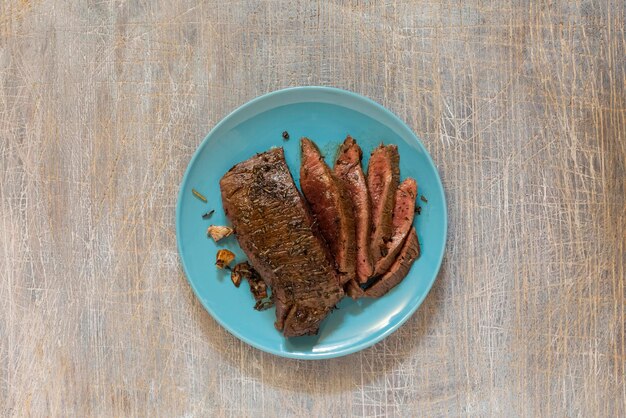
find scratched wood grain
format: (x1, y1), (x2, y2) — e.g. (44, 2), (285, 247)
(0, 0), (624, 416)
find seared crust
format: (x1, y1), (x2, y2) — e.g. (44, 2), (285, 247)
(220, 148), (344, 337)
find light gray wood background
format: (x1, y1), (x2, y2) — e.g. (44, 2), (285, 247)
(1, 0), (625, 416)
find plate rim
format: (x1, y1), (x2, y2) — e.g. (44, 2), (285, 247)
(176, 86), (448, 359)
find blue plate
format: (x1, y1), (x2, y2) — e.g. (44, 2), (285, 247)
(176, 87), (447, 359)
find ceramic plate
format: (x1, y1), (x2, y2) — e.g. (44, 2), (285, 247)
(176, 87), (447, 359)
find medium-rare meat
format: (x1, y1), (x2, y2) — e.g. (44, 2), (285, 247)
(367, 144), (400, 265)
(220, 148), (344, 337)
(334, 136), (374, 283)
(346, 226), (420, 299)
(373, 178), (417, 276)
(300, 138), (356, 285)
(365, 227), (420, 297)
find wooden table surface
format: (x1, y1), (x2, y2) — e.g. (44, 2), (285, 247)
(1, 1), (625, 416)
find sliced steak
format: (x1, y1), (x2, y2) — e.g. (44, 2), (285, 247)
(300, 138), (356, 285)
(365, 227), (420, 298)
(334, 136), (374, 283)
(367, 144), (400, 265)
(373, 178), (417, 276)
(220, 148), (344, 337)
(345, 278), (365, 299)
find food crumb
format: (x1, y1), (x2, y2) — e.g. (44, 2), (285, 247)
(282, 131), (289, 140)
(420, 195), (428, 203)
(207, 225), (234, 242)
(254, 299), (274, 311)
(415, 206), (422, 215)
(215, 249), (235, 269)
(230, 270), (242, 287)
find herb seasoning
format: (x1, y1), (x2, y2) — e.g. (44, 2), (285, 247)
(192, 188), (207, 202)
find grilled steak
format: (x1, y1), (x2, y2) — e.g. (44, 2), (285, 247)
(220, 148), (344, 337)
(300, 138), (356, 285)
(365, 227), (420, 297)
(373, 178), (417, 276)
(345, 278), (365, 299)
(334, 136), (374, 283)
(367, 144), (400, 265)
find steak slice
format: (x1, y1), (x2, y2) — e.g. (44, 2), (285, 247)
(220, 148), (344, 337)
(345, 277), (365, 299)
(365, 227), (420, 298)
(367, 144), (400, 265)
(334, 136), (374, 283)
(300, 138), (356, 285)
(373, 178), (417, 276)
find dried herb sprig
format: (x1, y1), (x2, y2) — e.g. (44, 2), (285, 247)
(192, 188), (207, 202)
